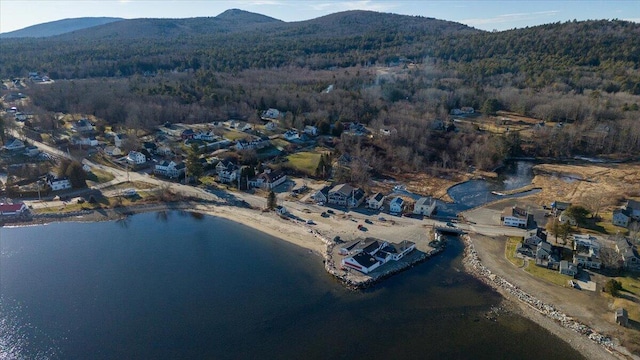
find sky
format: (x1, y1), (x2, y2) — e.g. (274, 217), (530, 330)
(1, 0), (639, 34)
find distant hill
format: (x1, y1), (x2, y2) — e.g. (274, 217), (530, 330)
(0, 17), (123, 38)
(54, 9), (283, 40)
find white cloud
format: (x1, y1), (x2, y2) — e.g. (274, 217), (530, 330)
(462, 10), (560, 26)
(622, 17), (640, 23)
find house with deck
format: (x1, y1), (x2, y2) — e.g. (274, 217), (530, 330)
(249, 169), (287, 190)
(572, 234), (601, 269)
(340, 238), (416, 274)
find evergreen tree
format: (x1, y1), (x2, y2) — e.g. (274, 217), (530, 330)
(267, 190), (276, 210)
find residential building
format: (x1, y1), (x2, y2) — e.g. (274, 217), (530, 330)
(24, 146), (40, 157)
(413, 197), (436, 216)
(551, 201), (572, 216)
(559, 210), (577, 226)
(615, 308), (629, 327)
(283, 129), (300, 141)
(625, 199), (640, 220)
(181, 129), (195, 140)
(72, 118), (93, 133)
(389, 197), (404, 214)
(194, 131), (215, 141)
(114, 133), (127, 148)
(573, 234), (601, 269)
(249, 169), (287, 190)
(612, 208), (631, 228)
(328, 183), (364, 208)
(46, 174), (72, 191)
(262, 108), (282, 120)
(524, 228), (547, 246)
(559, 260), (578, 276)
(216, 160), (239, 184)
(126, 151), (146, 165)
(312, 186), (330, 204)
(340, 238), (415, 274)
(276, 205), (287, 215)
(104, 146), (122, 156)
(154, 160), (186, 179)
(501, 206), (531, 228)
(367, 193), (385, 210)
(0, 202), (28, 216)
(304, 125), (318, 136)
(615, 238), (640, 272)
(535, 241), (560, 269)
(265, 122), (278, 131)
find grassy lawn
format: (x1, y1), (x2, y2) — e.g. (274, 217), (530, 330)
(592, 212), (628, 236)
(222, 130), (250, 141)
(286, 152), (321, 176)
(86, 168), (115, 183)
(505, 236), (524, 267)
(616, 273), (640, 296)
(271, 138), (290, 149)
(525, 262), (572, 287)
(199, 176), (217, 186)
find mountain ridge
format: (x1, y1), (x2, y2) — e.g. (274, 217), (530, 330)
(0, 17), (123, 38)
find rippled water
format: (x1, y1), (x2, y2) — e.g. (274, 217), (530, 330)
(0, 212), (583, 359)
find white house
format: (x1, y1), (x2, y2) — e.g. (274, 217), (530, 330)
(3, 138), (25, 151)
(276, 205), (287, 215)
(389, 197), (404, 214)
(154, 160), (186, 179)
(312, 186), (330, 204)
(573, 234), (601, 269)
(341, 252), (381, 274)
(304, 125), (318, 136)
(216, 160), (239, 184)
(194, 131), (215, 141)
(413, 197), (436, 216)
(283, 129), (300, 141)
(340, 238), (415, 274)
(328, 183), (365, 208)
(249, 169), (287, 190)
(126, 151), (146, 165)
(367, 193), (385, 210)
(46, 174), (72, 191)
(501, 206), (530, 228)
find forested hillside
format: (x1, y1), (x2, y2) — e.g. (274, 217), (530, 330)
(2, 10), (639, 174)
(0, 17), (123, 38)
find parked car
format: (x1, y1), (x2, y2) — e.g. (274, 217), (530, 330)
(321, 212), (329, 218)
(365, 219), (373, 224)
(306, 219), (314, 225)
(378, 216), (386, 221)
(446, 222), (455, 227)
(327, 209), (335, 214)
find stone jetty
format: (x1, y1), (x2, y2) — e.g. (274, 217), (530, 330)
(461, 234), (618, 352)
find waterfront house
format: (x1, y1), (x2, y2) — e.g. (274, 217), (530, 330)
(154, 160), (186, 179)
(126, 151), (146, 165)
(615, 238), (640, 272)
(312, 186), (330, 204)
(413, 197), (437, 216)
(46, 174), (72, 191)
(0, 202), (27, 216)
(249, 169), (287, 190)
(328, 183), (364, 208)
(216, 160), (239, 184)
(501, 206), (531, 228)
(389, 197), (404, 214)
(367, 193), (385, 210)
(559, 260), (578, 277)
(342, 252), (381, 274)
(340, 237), (416, 274)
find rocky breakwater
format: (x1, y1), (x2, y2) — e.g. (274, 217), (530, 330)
(461, 235), (617, 352)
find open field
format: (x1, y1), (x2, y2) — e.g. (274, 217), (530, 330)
(524, 262), (573, 287)
(531, 163), (640, 208)
(285, 151), (321, 176)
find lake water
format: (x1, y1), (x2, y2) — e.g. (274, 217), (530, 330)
(0, 212), (583, 359)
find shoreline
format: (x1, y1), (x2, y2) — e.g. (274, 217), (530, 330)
(461, 234), (630, 360)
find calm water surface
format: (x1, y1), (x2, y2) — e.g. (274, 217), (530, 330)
(0, 211), (583, 359)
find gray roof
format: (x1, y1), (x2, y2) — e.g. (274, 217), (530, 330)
(330, 183), (355, 197)
(415, 197), (434, 206)
(351, 252), (379, 268)
(627, 199), (640, 210)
